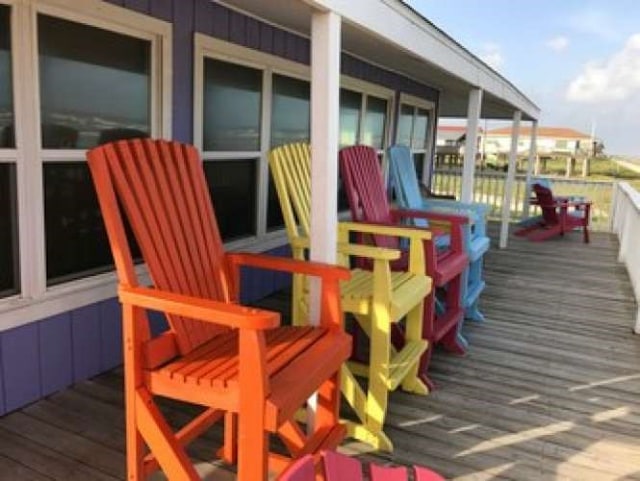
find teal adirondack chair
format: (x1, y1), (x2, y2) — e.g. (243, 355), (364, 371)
(388, 145), (489, 327)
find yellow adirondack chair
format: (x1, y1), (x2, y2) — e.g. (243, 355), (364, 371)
(269, 142), (433, 451)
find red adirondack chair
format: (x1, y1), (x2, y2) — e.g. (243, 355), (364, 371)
(339, 145), (469, 389)
(279, 451), (445, 481)
(87, 139), (352, 481)
(517, 183), (591, 243)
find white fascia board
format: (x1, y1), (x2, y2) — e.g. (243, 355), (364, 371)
(305, 0), (539, 119)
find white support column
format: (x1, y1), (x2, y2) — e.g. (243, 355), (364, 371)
(522, 120), (538, 218)
(460, 88), (483, 203)
(309, 11), (341, 323)
(499, 110), (522, 249)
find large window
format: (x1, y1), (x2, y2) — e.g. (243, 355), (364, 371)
(396, 97), (435, 183)
(39, 14), (153, 285)
(196, 37), (395, 248)
(0, 4), (18, 297)
(201, 58), (261, 241)
(0, 1), (170, 325)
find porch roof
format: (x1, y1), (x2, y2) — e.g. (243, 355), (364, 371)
(218, 0), (540, 121)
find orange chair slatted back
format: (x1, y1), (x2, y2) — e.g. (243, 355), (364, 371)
(87, 139), (235, 355)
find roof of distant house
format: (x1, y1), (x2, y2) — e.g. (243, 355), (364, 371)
(437, 125), (484, 133)
(486, 127), (591, 139)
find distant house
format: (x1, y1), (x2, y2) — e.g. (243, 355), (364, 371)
(435, 125), (482, 164)
(483, 126), (594, 158)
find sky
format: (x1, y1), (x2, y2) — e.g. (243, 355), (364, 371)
(404, 0), (640, 156)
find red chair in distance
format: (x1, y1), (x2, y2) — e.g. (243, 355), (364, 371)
(88, 139), (351, 481)
(516, 183), (591, 243)
(339, 145), (469, 389)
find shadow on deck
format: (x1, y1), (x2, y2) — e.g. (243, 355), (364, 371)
(0, 225), (638, 480)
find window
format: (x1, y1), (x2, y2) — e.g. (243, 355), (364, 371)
(201, 58), (261, 241)
(0, 163), (18, 297)
(396, 96), (435, 184)
(38, 14), (153, 285)
(270, 74), (310, 148)
(0, 4), (18, 298)
(195, 37), (395, 248)
(268, 74), (310, 230)
(0, 5), (13, 149)
(363, 96), (388, 150)
(0, 1), (170, 327)
(556, 139), (568, 149)
(339, 89), (361, 147)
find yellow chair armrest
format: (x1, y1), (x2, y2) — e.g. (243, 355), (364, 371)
(339, 221), (432, 241)
(337, 242), (401, 261)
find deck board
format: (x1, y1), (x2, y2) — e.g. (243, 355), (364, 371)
(0, 225), (638, 480)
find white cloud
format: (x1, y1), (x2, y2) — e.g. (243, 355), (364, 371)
(568, 8), (619, 41)
(478, 42), (504, 70)
(567, 33), (640, 102)
(546, 36), (569, 52)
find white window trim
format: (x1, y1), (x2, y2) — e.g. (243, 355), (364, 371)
(0, 0), (172, 331)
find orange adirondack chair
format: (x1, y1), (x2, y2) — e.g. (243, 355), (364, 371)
(339, 145), (469, 389)
(87, 139), (352, 481)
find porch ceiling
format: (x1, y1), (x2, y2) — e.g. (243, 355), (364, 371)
(217, 0), (540, 121)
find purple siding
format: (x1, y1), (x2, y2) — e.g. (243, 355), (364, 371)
(99, 298), (123, 371)
(39, 313), (73, 396)
(124, 0), (150, 14)
(172, 2), (195, 142)
(2, 324), (40, 412)
(71, 304), (103, 382)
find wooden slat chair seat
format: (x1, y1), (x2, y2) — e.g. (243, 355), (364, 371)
(279, 452), (445, 481)
(516, 183), (591, 242)
(339, 145), (469, 390)
(388, 144), (490, 326)
(88, 139), (352, 481)
(269, 143), (432, 452)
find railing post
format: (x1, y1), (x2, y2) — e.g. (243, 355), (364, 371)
(461, 88), (483, 203)
(523, 120), (538, 218)
(499, 110), (522, 249)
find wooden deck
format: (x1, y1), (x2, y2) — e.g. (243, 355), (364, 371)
(1, 226), (639, 480)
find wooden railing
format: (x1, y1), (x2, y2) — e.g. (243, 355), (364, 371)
(431, 169), (615, 231)
(611, 182), (640, 333)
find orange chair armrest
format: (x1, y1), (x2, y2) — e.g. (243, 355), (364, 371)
(226, 252), (351, 282)
(119, 286), (280, 330)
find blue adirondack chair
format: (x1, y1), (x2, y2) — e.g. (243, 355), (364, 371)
(388, 145), (489, 329)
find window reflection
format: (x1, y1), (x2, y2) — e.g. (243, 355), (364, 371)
(271, 74), (310, 148)
(339, 89), (361, 147)
(203, 160), (257, 241)
(38, 15), (151, 149)
(363, 96), (387, 149)
(0, 163), (18, 295)
(45, 163), (111, 284)
(203, 59), (262, 151)
(412, 108), (429, 149)
(397, 104), (413, 147)
(0, 6), (14, 149)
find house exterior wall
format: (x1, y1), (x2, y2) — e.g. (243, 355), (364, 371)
(0, 0), (440, 415)
(483, 135), (590, 156)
